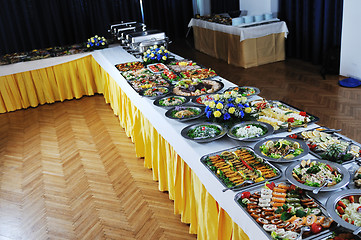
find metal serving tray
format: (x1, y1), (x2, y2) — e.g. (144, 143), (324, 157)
(200, 146), (281, 191)
(234, 180), (335, 240)
(286, 127), (361, 164)
(126, 30), (166, 44)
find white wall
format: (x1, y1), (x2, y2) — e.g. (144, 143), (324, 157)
(239, 0), (278, 16)
(340, 0), (361, 78)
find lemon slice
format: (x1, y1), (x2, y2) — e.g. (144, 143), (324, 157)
(293, 142), (300, 148)
(284, 154), (294, 159)
(312, 130), (321, 137)
(265, 140), (274, 148)
(301, 131), (308, 138)
(306, 131), (314, 139)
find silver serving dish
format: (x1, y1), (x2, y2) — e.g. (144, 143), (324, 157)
(180, 122), (227, 143)
(234, 180), (334, 240)
(139, 86), (171, 99)
(153, 95), (189, 109)
(224, 86), (260, 98)
(253, 137), (309, 163)
(227, 121), (274, 142)
(191, 94), (217, 106)
(285, 159), (350, 192)
(138, 38), (170, 53)
(201, 146), (281, 191)
(126, 30), (166, 44)
(326, 189), (361, 234)
(109, 22), (137, 35)
(165, 105), (205, 122)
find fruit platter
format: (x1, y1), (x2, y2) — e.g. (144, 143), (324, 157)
(166, 60), (201, 73)
(254, 137), (309, 162)
(173, 79), (223, 97)
(200, 146), (281, 189)
(115, 61), (144, 72)
(180, 122), (227, 142)
(227, 121), (274, 142)
(139, 86), (170, 99)
(179, 68), (217, 80)
(288, 128), (361, 163)
(285, 159), (350, 192)
(147, 63), (168, 73)
(121, 68), (153, 81)
(235, 181), (335, 240)
(153, 95), (189, 108)
(326, 190), (361, 234)
(161, 69), (180, 83)
(165, 106), (205, 121)
(127, 75), (171, 92)
(249, 100), (319, 132)
(224, 86), (260, 98)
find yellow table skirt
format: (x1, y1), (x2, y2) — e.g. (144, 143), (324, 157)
(0, 55), (249, 240)
(193, 26), (285, 69)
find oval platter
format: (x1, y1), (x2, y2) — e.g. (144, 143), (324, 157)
(165, 106), (205, 122)
(253, 137), (309, 163)
(285, 159), (350, 192)
(181, 122), (227, 143)
(227, 121), (274, 142)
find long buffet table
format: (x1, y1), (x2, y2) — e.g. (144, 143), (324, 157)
(188, 19), (289, 68)
(0, 46), (359, 240)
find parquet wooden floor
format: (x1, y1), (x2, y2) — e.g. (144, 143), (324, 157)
(170, 40), (361, 143)
(1, 39), (361, 240)
(0, 96), (197, 240)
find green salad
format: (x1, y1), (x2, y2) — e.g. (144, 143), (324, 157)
(260, 139), (304, 159)
(187, 125), (221, 139)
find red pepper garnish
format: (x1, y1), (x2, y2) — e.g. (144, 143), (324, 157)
(241, 159), (253, 171)
(326, 164), (333, 171)
(348, 196), (355, 203)
(201, 127), (205, 131)
(287, 117), (295, 123)
(338, 201), (346, 209)
(246, 126), (251, 128)
(299, 111), (307, 117)
(289, 134), (298, 139)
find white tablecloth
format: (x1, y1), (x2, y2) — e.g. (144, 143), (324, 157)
(91, 46), (321, 239)
(188, 18), (289, 42)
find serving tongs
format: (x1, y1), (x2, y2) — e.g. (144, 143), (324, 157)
(222, 180), (254, 192)
(318, 128), (342, 134)
(312, 178), (333, 194)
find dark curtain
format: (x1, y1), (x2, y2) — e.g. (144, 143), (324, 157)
(0, 0), (142, 55)
(279, 0), (343, 64)
(142, 0), (194, 39)
(210, 0), (240, 15)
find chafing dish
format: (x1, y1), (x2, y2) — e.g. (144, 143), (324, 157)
(109, 22), (136, 36)
(138, 38), (170, 53)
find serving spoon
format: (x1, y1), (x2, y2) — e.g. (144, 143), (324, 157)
(222, 180), (255, 192)
(295, 226), (310, 240)
(312, 178), (333, 194)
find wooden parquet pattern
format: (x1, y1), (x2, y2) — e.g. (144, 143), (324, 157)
(170, 40), (361, 143)
(0, 96), (196, 240)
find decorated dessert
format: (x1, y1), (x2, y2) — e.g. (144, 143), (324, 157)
(173, 79), (222, 96)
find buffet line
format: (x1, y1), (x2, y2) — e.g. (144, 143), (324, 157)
(114, 56), (361, 240)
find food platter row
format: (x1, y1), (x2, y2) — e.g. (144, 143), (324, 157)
(116, 59), (361, 239)
(200, 144), (361, 239)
